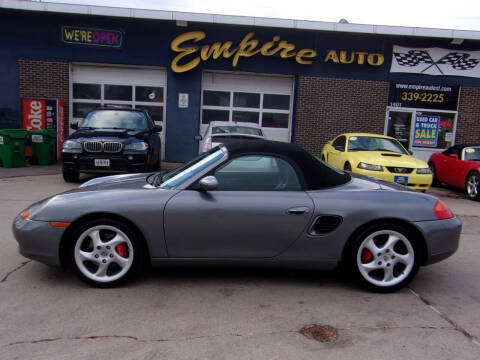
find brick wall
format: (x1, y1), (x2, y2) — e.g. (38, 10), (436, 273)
(294, 76), (389, 156)
(18, 59), (69, 134)
(456, 86), (480, 144)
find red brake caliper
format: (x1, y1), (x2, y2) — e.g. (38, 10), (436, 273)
(116, 244), (128, 258)
(361, 249), (373, 263)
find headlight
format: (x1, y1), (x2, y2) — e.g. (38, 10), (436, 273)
(62, 140), (82, 153)
(357, 162), (383, 171)
(416, 168), (431, 174)
(124, 142), (149, 151)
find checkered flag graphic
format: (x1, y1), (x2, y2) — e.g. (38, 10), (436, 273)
(436, 52), (480, 70)
(394, 50), (433, 66)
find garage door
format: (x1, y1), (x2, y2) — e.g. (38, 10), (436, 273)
(71, 64), (167, 159)
(200, 72), (294, 144)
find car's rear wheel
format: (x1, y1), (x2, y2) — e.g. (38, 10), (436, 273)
(348, 224), (420, 292)
(428, 162), (439, 186)
(70, 219), (144, 287)
(466, 171), (480, 201)
(344, 162), (352, 171)
(62, 167), (79, 182)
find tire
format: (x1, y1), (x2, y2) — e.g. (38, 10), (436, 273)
(321, 155), (326, 162)
(344, 162), (352, 171)
(466, 171), (480, 201)
(347, 223), (420, 293)
(69, 219), (145, 287)
(428, 162), (440, 186)
(63, 167), (79, 182)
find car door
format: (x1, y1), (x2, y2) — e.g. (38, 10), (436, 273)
(327, 135), (347, 169)
(164, 155), (314, 258)
(436, 150), (459, 185)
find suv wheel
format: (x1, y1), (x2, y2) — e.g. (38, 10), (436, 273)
(63, 167), (79, 182)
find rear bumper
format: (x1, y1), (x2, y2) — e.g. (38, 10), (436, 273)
(411, 216), (462, 265)
(63, 152), (149, 173)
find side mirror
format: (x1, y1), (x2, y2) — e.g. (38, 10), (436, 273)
(449, 154), (458, 160)
(70, 122), (78, 130)
(408, 150), (413, 155)
(194, 135), (203, 141)
(153, 125), (162, 132)
(199, 176), (218, 191)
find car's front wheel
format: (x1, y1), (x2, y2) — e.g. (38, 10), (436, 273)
(466, 171), (480, 201)
(70, 219), (144, 287)
(344, 162), (352, 171)
(62, 167), (79, 182)
(348, 224), (420, 292)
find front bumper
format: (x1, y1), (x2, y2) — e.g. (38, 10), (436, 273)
(353, 168), (432, 191)
(12, 215), (66, 267)
(412, 216), (462, 265)
(63, 152), (149, 174)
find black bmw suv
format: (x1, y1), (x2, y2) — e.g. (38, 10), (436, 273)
(62, 107), (162, 182)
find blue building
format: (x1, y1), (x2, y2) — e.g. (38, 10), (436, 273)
(1, 0), (479, 162)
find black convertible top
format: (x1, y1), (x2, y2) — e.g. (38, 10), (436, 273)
(443, 144), (479, 156)
(222, 139), (351, 190)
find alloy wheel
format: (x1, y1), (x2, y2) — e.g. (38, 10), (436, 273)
(466, 172), (480, 200)
(74, 225), (134, 283)
(356, 229), (415, 288)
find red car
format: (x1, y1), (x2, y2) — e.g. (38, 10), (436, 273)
(428, 145), (480, 201)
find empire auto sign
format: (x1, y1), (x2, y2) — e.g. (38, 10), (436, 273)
(170, 31), (384, 73)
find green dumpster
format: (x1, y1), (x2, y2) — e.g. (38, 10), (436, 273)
(30, 129), (57, 165)
(0, 129), (27, 168)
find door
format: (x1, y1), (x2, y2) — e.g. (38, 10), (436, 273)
(200, 72), (294, 149)
(71, 64), (167, 159)
(164, 155), (314, 258)
(385, 108), (457, 162)
(385, 110), (413, 151)
(327, 135), (347, 169)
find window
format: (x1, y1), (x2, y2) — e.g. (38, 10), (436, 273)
(135, 87), (164, 103)
(233, 111), (259, 124)
(214, 155), (301, 191)
(201, 90), (291, 129)
(233, 92), (260, 108)
(202, 109), (229, 124)
(332, 136), (346, 151)
(72, 83), (165, 125)
(203, 91), (230, 106)
(73, 84), (101, 99)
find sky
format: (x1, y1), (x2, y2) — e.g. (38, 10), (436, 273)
(47, 0), (480, 31)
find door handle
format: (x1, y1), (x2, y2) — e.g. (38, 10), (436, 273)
(287, 206), (310, 215)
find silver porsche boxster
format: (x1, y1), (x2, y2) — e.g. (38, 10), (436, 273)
(12, 140), (461, 292)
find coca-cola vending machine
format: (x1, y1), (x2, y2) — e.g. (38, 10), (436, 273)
(22, 99), (65, 160)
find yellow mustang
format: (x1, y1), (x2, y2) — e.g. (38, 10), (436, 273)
(322, 133), (432, 191)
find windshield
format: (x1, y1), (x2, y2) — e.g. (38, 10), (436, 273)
(159, 147), (225, 189)
(463, 147), (480, 161)
(347, 136), (408, 155)
(80, 110), (149, 131)
(212, 126), (263, 136)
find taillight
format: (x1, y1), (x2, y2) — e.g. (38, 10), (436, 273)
(434, 200), (454, 220)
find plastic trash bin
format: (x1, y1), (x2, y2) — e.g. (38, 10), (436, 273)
(30, 129), (57, 165)
(0, 129), (27, 168)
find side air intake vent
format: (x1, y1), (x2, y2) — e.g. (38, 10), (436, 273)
(310, 215), (343, 235)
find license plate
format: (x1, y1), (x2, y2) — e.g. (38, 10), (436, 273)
(394, 176), (408, 184)
(94, 159), (110, 167)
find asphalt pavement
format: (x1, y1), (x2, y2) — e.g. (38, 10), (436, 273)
(0, 170), (479, 359)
